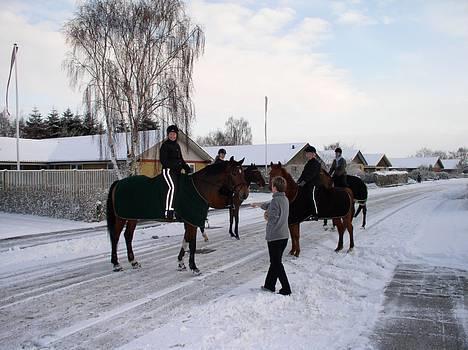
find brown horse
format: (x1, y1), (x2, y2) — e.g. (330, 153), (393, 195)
(228, 164), (266, 239)
(107, 157), (249, 274)
(269, 162), (354, 256)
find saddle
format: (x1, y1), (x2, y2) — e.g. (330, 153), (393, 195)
(113, 174), (209, 228)
(288, 186), (352, 225)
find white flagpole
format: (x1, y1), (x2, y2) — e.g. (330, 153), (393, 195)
(264, 96), (268, 178)
(14, 44), (20, 170)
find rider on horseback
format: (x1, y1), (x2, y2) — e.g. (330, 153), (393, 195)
(329, 147), (348, 187)
(160, 125), (192, 220)
(297, 145), (321, 219)
(214, 148), (226, 164)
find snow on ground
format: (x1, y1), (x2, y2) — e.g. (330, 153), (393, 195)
(0, 192), (271, 276)
(118, 179), (468, 350)
(0, 212), (99, 240)
(1, 179), (467, 349)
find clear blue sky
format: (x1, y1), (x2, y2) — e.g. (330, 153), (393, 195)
(1, 0), (467, 156)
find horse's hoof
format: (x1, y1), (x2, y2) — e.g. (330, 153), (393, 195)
(361, 226), (366, 230)
(334, 247), (343, 253)
(192, 268), (201, 275)
(235, 236), (240, 240)
(204, 237), (209, 242)
(131, 261), (141, 269)
(177, 262), (187, 271)
(347, 247), (354, 253)
(113, 264), (123, 272)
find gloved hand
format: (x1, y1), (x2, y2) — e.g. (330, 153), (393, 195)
(183, 164), (192, 174)
(297, 180), (306, 187)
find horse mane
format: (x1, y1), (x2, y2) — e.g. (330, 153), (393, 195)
(319, 167), (333, 189)
(200, 161), (229, 176)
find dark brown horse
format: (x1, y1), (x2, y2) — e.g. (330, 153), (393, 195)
(228, 164), (266, 239)
(323, 174), (368, 228)
(269, 162), (355, 256)
(107, 157), (249, 274)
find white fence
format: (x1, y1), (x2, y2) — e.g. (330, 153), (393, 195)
(0, 169), (118, 195)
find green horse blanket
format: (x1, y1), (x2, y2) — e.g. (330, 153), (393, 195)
(114, 174), (209, 228)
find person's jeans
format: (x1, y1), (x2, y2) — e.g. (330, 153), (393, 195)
(264, 238), (291, 294)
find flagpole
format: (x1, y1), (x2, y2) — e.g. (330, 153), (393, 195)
(264, 96), (268, 179)
(14, 44), (20, 170)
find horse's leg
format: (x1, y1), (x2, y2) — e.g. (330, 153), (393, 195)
(177, 236), (188, 271)
(200, 227), (209, 242)
(346, 213), (355, 252)
(333, 218), (344, 252)
(354, 203), (362, 218)
(124, 220), (140, 269)
(361, 205), (367, 229)
(288, 223), (300, 257)
(111, 218), (126, 271)
(234, 206), (240, 240)
(185, 224), (200, 274)
(229, 207), (235, 238)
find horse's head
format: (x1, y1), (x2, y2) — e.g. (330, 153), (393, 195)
(320, 168), (334, 189)
(268, 162), (297, 198)
(268, 162), (288, 188)
(225, 156), (249, 201)
(244, 163), (266, 188)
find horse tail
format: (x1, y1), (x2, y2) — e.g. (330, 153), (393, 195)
(107, 180), (119, 245)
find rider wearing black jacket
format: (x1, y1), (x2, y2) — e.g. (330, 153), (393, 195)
(297, 145), (321, 218)
(160, 125), (191, 219)
(329, 147), (347, 187)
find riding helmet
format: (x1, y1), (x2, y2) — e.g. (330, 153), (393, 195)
(335, 147), (342, 154)
(166, 125), (179, 135)
(304, 145), (316, 153)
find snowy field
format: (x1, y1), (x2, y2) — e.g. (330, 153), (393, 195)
(0, 179), (467, 349)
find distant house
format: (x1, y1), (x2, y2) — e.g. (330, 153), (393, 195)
(204, 143), (319, 180)
(389, 157), (444, 172)
(363, 153), (392, 172)
(0, 131), (212, 176)
(440, 159), (462, 173)
(317, 148), (368, 174)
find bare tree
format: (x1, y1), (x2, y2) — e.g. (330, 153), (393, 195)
(415, 147), (448, 159)
(224, 116), (252, 145)
(197, 117), (252, 146)
(196, 130), (227, 146)
(324, 142), (340, 150)
(64, 0), (205, 177)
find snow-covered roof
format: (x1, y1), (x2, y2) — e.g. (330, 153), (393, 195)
(363, 153), (392, 167)
(389, 157), (442, 169)
(204, 143), (308, 165)
(0, 131), (164, 163)
(374, 170), (408, 176)
(440, 159), (461, 170)
(317, 149), (367, 166)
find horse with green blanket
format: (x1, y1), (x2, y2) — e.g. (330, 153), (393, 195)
(107, 157), (249, 274)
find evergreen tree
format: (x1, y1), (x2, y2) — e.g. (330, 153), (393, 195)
(24, 108), (46, 139)
(45, 109), (62, 138)
(18, 117), (26, 138)
(115, 118), (128, 133)
(61, 108), (75, 136)
(138, 115), (160, 131)
(69, 113), (84, 136)
(0, 110), (15, 137)
(82, 112), (98, 135)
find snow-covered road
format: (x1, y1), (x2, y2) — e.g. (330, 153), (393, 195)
(0, 179), (467, 349)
